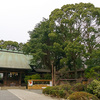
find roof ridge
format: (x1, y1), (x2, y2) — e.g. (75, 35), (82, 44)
(0, 49), (23, 54)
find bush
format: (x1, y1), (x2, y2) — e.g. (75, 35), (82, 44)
(59, 83), (71, 91)
(71, 83), (86, 91)
(85, 66), (100, 80)
(24, 76), (31, 83)
(43, 83), (73, 99)
(31, 74), (41, 79)
(43, 82), (100, 99)
(67, 92), (99, 100)
(24, 74), (41, 83)
(43, 74), (52, 79)
(87, 80), (100, 98)
(43, 86), (53, 94)
(49, 86), (59, 96)
(43, 86), (66, 98)
(56, 90), (66, 98)
(57, 67), (70, 79)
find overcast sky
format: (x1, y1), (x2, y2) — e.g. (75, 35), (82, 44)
(0, 0), (100, 43)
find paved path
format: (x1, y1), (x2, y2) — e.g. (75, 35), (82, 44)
(0, 90), (20, 100)
(27, 89), (42, 94)
(8, 89), (58, 100)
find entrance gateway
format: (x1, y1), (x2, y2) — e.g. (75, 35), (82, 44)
(0, 49), (32, 86)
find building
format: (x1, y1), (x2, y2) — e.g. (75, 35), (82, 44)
(0, 49), (32, 86)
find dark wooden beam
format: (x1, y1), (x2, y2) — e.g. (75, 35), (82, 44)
(19, 72), (22, 86)
(4, 72), (7, 86)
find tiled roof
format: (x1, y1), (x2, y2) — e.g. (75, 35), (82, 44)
(0, 51), (32, 69)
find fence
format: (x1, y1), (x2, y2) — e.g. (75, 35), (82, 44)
(28, 80), (52, 89)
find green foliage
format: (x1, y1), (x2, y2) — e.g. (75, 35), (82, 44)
(56, 67), (69, 80)
(43, 83), (72, 98)
(67, 92), (99, 100)
(43, 74), (52, 79)
(24, 73), (52, 84)
(59, 84), (71, 91)
(71, 83), (86, 92)
(43, 86), (53, 94)
(22, 42), (31, 54)
(31, 74), (41, 79)
(85, 66), (100, 80)
(24, 74), (41, 83)
(43, 86), (67, 98)
(55, 90), (66, 98)
(0, 40), (24, 51)
(87, 80), (100, 98)
(85, 49), (100, 68)
(43, 81), (100, 99)
(49, 2), (100, 71)
(63, 38), (85, 73)
(48, 33), (57, 40)
(25, 18), (52, 69)
(56, 66), (84, 80)
(0, 74), (1, 79)
(23, 3), (100, 74)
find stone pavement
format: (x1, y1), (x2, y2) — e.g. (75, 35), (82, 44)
(8, 89), (58, 100)
(0, 90), (20, 100)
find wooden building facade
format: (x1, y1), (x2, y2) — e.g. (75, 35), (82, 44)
(0, 49), (32, 86)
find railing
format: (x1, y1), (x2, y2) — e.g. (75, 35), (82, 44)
(28, 80), (52, 89)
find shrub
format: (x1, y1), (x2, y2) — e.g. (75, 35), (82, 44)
(85, 66), (100, 80)
(49, 86), (59, 96)
(56, 67), (70, 80)
(43, 86), (59, 94)
(56, 90), (66, 98)
(43, 86), (53, 94)
(43, 86), (66, 98)
(67, 92), (99, 100)
(43, 83), (73, 99)
(87, 80), (100, 98)
(59, 83), (71, 91)
(24, 76), (31, 83)
(71, 83), (86, 91)
(43, 82), (100, 99)
(31, 74), (41, 79)
(24, 74), (41, 83)
(43, 74), (52, 79)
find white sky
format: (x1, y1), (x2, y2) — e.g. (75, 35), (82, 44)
(0, 0), (100, 43)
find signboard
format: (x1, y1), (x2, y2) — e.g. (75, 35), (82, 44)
(28, 80), (33, 86)
(50, 81), (52, 86)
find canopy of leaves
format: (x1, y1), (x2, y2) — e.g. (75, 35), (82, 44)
(0, 40), (24, 51)
(23, 3), (100, 76)
(85, 66), (100, 80)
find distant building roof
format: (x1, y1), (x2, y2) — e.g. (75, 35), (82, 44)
(34, 69), (51, 73)
(0, 50), (32, 69)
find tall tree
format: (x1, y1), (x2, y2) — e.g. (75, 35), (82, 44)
(49, 2), (100, 48)
(27, 18), (52, 70)
(0, 40), (24, 51)
(24, 3), (100, 74)
(49, 3), (100, 71)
